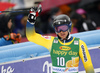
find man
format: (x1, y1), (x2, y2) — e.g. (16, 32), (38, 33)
(26, 5), (94, 73)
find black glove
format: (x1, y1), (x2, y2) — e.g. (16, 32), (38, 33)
(28, 5), (42, 24)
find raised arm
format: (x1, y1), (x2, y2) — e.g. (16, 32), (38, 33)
(26, 5), (54, 50)
(79, 40), (94, 73)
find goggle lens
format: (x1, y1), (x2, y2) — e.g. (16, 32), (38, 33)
(56, 25), (69, 33)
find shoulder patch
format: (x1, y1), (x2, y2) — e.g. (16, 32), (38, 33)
(53, 39), (58, 43)
(41, 35), (51, 39)
(74, 41), (79, 45)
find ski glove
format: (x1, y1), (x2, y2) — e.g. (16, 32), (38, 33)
(3, 33), (21, 43)
(28, 4), (42, 24)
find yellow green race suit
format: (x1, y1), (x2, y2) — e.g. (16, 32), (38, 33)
(26, 21), (94, 73)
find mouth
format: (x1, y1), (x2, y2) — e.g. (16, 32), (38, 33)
(61, 34), (66, 36)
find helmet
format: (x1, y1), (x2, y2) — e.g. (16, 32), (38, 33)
(53, 14), (72, 32)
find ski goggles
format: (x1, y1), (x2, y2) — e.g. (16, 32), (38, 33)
(55, 25), (69, 33)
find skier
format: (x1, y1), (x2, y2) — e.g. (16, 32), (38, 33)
(26, 5), (94, 73)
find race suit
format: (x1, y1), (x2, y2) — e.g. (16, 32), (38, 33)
(26, 21), (94, 73)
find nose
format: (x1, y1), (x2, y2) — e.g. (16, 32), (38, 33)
(60, 30), (64, 33)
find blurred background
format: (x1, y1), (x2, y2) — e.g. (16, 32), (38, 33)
(0, 0), (100, 43)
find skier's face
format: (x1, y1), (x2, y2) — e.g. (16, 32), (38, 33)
(55, 28), (68, 40)
(55, 24), (69, 40)
(57, 30), (68, 40)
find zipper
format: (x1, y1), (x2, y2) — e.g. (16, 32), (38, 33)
(64, 40), (65, 45)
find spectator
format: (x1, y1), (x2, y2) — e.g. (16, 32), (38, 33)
(13, 14), (26, 37)
(76, 8), (97, 31)
(59, 4), (71, 16)
(0, 33), (21, 46)
(70, 9), (96, 32)
(0, 14), (12, 38)
(87, 2), (100, 27)
(0, 14), (21, 46)
(70, 12), (84, 32)
(20, 16), (28, 37)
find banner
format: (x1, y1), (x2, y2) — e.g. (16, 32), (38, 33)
(0, 48), (100, 73)
(0, 55), (52, 73)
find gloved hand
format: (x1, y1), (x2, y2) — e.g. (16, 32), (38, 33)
(28, 4), (42, 24)
(15, 33), (21, 43)
(3, 33), (21, 43)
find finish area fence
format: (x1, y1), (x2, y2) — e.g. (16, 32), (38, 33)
(0, 30), (100, 73)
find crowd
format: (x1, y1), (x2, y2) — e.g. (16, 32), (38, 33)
(36, 3), (100, 34)
(0, 1), (100, 46)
